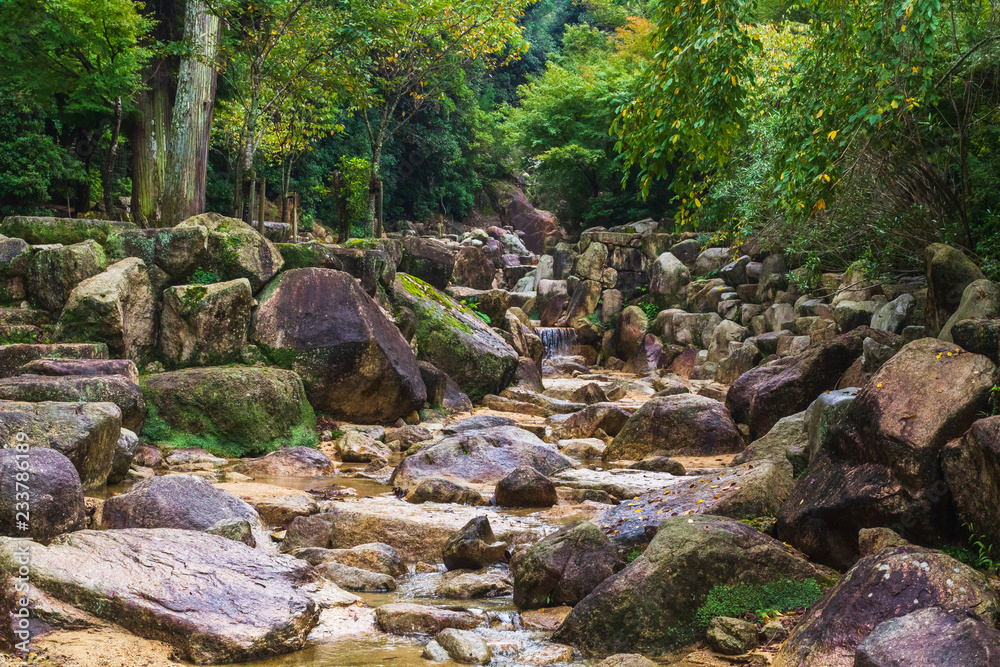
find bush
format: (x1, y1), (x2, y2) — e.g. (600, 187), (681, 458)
(694, 579), (823, 626)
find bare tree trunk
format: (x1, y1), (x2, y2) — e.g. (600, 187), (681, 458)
(130, 63), (173, 227)
(101, 97), (123, 218)
(257, 177), (266, 233)
(162, 0), (220, 225)
(365, 142), (383, 238)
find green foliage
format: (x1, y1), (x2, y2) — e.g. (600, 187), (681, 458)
(739, 515), (778, 534)
(636, 300), (659, 320)
(337, 155), (372, 231)
(625, 547), (644, 563)
(189, 268), (222, 285)
(944, 523), (1000, 575)
(695, 579), (823, 627)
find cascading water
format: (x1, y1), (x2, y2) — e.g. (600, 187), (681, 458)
(536, 327), (579, 359)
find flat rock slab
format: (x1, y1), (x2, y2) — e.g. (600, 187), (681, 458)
(0, 529), (321, 664)
(551, 468), (684, 501)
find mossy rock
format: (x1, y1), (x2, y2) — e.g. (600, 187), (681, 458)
(139, 366), (318, 458)
(177, 213), (283, 291)
(393, 273), (518, 402)
(0, 216), (134, 245)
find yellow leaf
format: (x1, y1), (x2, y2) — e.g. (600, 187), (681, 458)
(827, 130), (838, 141)
(815, 109), (823, 119)
(731, 76), (737, 86)
(891, 99), (899, 109)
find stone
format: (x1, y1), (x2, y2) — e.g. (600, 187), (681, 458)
(555, 403), (632, 440)
(17, 357), (138, 382)
(292, 542), (406, 576)
(419, 361), (474, 413)
(451, 245), (496, 290)
(669, 312), (721, 348)
(727, 327), (896, 439)
(252, 268), (425, 422)
(940, 278), (1000, 342)
(598, 656), (658, 667)
(670, 239), (701, 266)
(436, 628), (492, 665)
(103, 474), (269, 548)
(391, 425), (573, 488)
(805, 387), (859, 461)
(857, 527), (910, 557)
(628, 456), (686, 474)
(494, 466), (558, 508)
(395, 274), (517, 401)
(708, 319), (749, 362)
(730, 411), (808, 474)
(692, 247), (731, 277)
(871, 293), (915, 334)
(576, 242), (609, 281)
(553, 515), (836, 656)
(772, 546), (999, 667)
(943, 417), (1000, 549)
(720, 256), (751, 287)
(160, 279), (254, 367)
(333, 432), (392, 463)
(0, 447), (85, 542)
(0, 372), (145, 431)
(706, 616), (759, 655)
(442, 516), (510, 570)
(26, 240), (107, 313)
(0, 399), (120, 490)
(0, 529), (321, 663)
(778, 338), (999, 570)
(537, 279), (570, 326)
(0, 216), (132, 244)
(0, 342), (108, 378)
(375, 602), (481, 635)
(107, 427), (139, 485)
(400, 236), (456, 289)
(925, 243), (985, 336)
(614, 306), (649, 361)
(315, 561), (396, 591)
(854, 607), (1000, 667)
(177, 213), (284, 291)
(605, 394), (744, 460)
(104, 225), (208, 282)
(435, 569), (513, 599)
(56, 257), (156, 364)
(140, 367), (317, 458)
(953, 318), (1000, 364)
(648, 252), (690, 308)
(133, 444), (162, 467)
(511, 521), (623, 609)
(232, 446), (335, 477)
(406, 478), (488, 506)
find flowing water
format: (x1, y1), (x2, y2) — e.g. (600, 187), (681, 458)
(536, 327), (579, 359)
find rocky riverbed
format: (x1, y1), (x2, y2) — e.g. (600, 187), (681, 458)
(3, 213), (1000, 666)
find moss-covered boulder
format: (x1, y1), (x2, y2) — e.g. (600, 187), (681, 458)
(0, 235), (30, 304)
(251, 268), (426, 423)
(104, 226), (209, 287)
(140, 366), (318, 458)
(160, 279), (254, 367)
(394, 273), (518, 401)
(399, 237), (456, 290)
(0, 216), (133, 245)
(56, 257), (156, 364)
(0, 373), (145, 431)
(925, 243), (985, 336)
(26, 240), (107, 313)
(553, 515), (837, 656)
(177, 213), (283, 291)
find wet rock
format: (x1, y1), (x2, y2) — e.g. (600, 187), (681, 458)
(706, 616), (759, 655)
(605, 394), (744, 460)
(925, 243), (984, 336)
(436, 628), (492, 665)
(0, 448), (85, 542)
(772, 546), (999, 667)
(0, 528), (321, 664)
(553, 515), (836, 656)
(103, 474), (268, 548)
(315, 561), (396, 592)
(406, 478), (488, 506)
(391, 425), (573, 488)
(854, 607), (1000, 667)
(436, 569), (513, 599)
(140, 366), (317, 458)
(107, 427), (139, 485)
(292, 542), (406, 576)
(253, 268), (426, 423)
(395, 274), (518, 401)
(495, 466), (558, 508)
(177, 213), (284, 290)
(26, 240), (107, 313)
(0, 399), (120, 490)
(333, 432), (392, 463)
(554, 403), (633, 440)
(56, 257), (156, 364)
(0, 372), (145, 431)
(375, 602), (481, 635)
(442, 516), (510, 570)
(232, 446), (335, 477)
(160, 279), (254, 367)
(511, 521), (624, 609)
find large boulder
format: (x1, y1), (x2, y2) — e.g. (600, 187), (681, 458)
(555, 403), (632, 440)
(160, 278), (254, 367)
(232, 447), (335, 478)
(553, 515), (836, 656)
(613, 306), (648, 362)
(17, 357), (137, 382)
(939, 278), (1000, 343)
(104, 225), (209, 285)
(854, 607), (1000, 667)
(0, 216), (131, 244)
(494, 466), (558, 508)
(400, 236), (456, 290)
(391, 425), (573, 488)
(0, 447), (85, 542)
(406, 478), (488, 506)
(375, 602), (481, 635)
(511, 521), (623, 609)
(56, 257), (156, 364)
(648, 252), (690, 309)
(727, 327), (897, 439)
(103, 474), (269, 548)
(140, 366), (318, 458)
(452, 246), (496, 290)
(942, 416), (1000, 548)
(252, 268), (426, 422)
(772, 546), (999, 667)
(925, 243), (985, 336)
(442, 515), (510, 570)
(605, 394), (744, 461)
(492, 183), (563, 254)
(0, 400), (120, 490)
(0, 342), (108, 378)
(536, 280), (569, 326)
(0, 373), (144, 431)
(177, 213), (284, 291)
(108, 427), (139, 484)
(777, 338), (999, 570)
(394, 273), (517, 401)
(0, 529), (322, 663)
(26, 240), (107, 313)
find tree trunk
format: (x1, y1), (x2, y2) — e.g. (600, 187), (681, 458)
(257, 177), (266, 233)
(102, 97), (123, 218)
(161, 0), (220, 225)
(364, 141), (383, 238)
(129, 62), (173, 227)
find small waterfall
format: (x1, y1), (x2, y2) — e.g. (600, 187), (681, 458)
(537, 327), (579, 359)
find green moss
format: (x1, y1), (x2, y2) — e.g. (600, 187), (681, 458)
(276, 243), (325, 270)
(694, 579), (823, 627)
(0, 216), (129, 245)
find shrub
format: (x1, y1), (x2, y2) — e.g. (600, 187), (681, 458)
(694, 579), (823, 627)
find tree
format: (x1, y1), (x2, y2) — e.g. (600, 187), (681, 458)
(349, 0), (532, 236)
